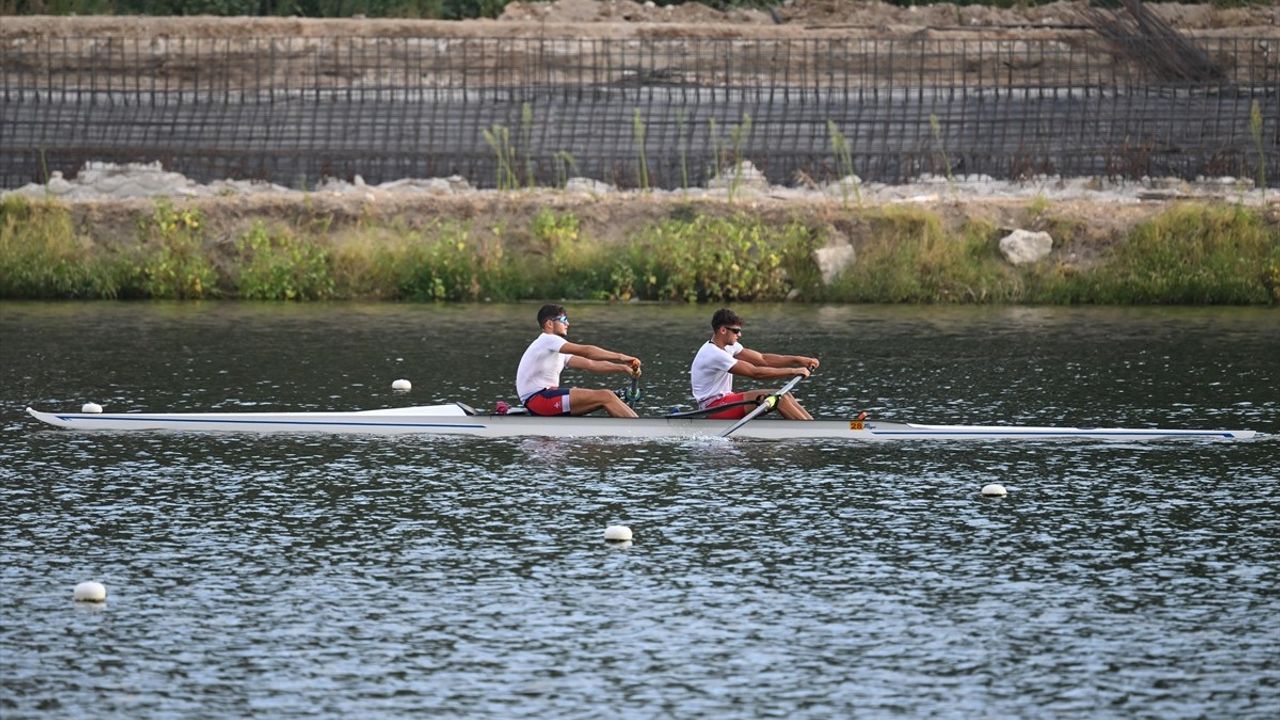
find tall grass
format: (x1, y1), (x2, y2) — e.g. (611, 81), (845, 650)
(1083, 203), (1280, 304)
(553, 150), (577, 189)
(482, 123), (519, 190)
(2, 196), (1277, 305)
(827, 120), (860, 209)
(676, 109), (690, 191)
(825, 202), (1280, 305)
(826, 207), (1022, 302)
(929, 113), (955, 190)
(632, 109), (650, 191)
(1250, 99), (1267, 193)
(0, 196), (121, 298)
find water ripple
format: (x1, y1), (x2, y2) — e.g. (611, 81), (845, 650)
(3, 303), (1278, 718)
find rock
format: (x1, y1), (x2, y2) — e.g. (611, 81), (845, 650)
(45, 172), (74, 196)
(706, 161), (770, 193)
(999, 229), (1054, 265)
(565, 177), (614, 194)
(444, 175), (473, 192)
(823, 175), (862, 199)
(814, 244), (856, 284)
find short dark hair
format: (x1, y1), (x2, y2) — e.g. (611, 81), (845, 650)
(711, 308), (742, 330)
(537, 303), (566, 328)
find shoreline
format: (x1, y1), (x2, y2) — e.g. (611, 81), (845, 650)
(3, 172), (1277, 305)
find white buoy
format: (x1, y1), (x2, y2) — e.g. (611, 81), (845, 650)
(73, 581), (107, 602)
(603, 525), (633, 542)
(981, 483), (1008, 497)
(391, 379), (412, 392)
(81, 402), (103, 414)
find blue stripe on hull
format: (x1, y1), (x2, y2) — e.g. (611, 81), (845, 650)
(54, 415), (484, 430)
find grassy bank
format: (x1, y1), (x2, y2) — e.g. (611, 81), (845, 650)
(2, 195), (1277, 304)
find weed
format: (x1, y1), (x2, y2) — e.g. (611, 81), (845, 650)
(1250, 99), (1267, 193)
(630, 215), (818, 302)
(131, 202), (218, 299)
(553, 150), (577, 189)
(521, 102), (536, 188)
(235, 222), (334, 300)
(725, 112), (754, 202)
(633, 109), (650, 191)
(827, 120), (861, 208)
(1086, 203), (1280, 304)
(1026, 193), (1051, 220)
(482, 123), (519, 190)
(676, 109), (690, 191)
(929, 113), (955, 193)
(0, 196), (122, 298)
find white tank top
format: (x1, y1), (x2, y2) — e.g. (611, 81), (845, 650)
(516, 333), (569, 402)
(690, 341), (742, 407)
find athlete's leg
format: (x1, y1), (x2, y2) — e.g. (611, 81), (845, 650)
(568, 387), (638, 418)
(747, 388), (812, 420)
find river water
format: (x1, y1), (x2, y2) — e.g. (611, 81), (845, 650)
(2, 302), (1277, 718)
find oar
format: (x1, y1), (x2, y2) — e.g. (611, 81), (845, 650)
(720, 372), (806, 439)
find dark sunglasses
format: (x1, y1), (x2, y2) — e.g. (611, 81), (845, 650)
(553, 315), (570, 324)
(725, 327), (742, 334)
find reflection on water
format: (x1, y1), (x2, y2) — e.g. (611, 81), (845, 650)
(1, 302), (1278, 718)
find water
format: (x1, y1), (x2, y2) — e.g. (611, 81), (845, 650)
(2, 302), (1278, 718)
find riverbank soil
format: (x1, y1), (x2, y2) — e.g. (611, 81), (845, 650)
(4, 0), (1276, 39)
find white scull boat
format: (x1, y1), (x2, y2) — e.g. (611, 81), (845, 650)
(25, 404), (1257, 441)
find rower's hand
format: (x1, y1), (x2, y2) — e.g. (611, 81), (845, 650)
(801, 357), (820, 371)
(794, 367), (812, 378)
(625, 357), (642, 377)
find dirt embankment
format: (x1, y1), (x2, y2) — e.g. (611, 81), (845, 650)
(3, 0), (1276, 40)
(4, 1), (1276, 260)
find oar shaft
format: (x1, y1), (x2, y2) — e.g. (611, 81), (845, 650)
(720, 373), (805, 438)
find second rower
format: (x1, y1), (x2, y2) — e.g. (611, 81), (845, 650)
(689, 308), (818, 420)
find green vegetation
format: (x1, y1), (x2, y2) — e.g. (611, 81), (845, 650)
(633, 110), (651, 192)
(708, 113), (755, 202)
(827, 120), (861, 209)
(133, 203), (220, 299)
(826, 207), (1035, 302)
(236, 222), (335, 300)
(2, 195), (1277, 304)
(1250, 99), (1267, 193)
(827, 202), (1280, 305)
(0, 196), (119, 298)
(482, 104), (537, 191)
(482, 123), (519, 191)
(1083, 204), (1280, 304)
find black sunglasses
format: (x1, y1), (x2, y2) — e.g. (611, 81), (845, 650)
(724, 327), (742, 334)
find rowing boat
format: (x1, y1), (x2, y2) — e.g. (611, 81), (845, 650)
(24, 404), (1257, 441)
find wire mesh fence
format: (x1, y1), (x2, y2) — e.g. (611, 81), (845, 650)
(2, 34), (1276, 190)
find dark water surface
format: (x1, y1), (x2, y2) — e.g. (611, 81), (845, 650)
(2, 302), (1277, 718)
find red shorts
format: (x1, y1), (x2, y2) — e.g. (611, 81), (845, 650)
(704, 392), (753, 420)
(524, 388), (571, 416)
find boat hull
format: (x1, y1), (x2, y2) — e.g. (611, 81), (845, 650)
(25, 406), (1256, 441)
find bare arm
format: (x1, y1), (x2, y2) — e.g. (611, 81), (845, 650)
(562, 341), (642, 376)
(739, 348), (820, 371)
(728, 359), (810, 381)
